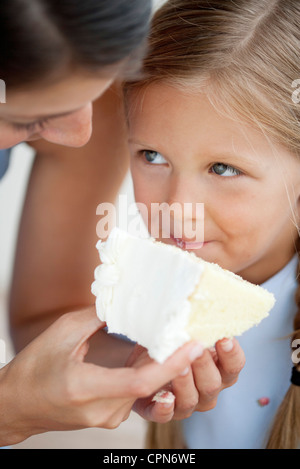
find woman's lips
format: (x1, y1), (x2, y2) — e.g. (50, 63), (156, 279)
(170, 234), (209, 250)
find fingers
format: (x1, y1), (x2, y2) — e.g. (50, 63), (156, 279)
(190, 338), (245, 412)
(74, 336), (244, 421)
(171, 368), (199, 419)
(125, 341), (204, 398)
(78, 341), (204, 400)
(191, 348), (222, 411)
(160, 339), (241, 420)
(46, 307), (106, 353)
(134, 390), (175, 423)
(215, 338), (246, 388)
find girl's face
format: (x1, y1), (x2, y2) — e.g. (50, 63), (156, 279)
(0, 72), (115, 149)
(128, 83), (300, 284)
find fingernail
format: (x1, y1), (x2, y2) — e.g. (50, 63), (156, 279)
(161, 401), (175, 409)
(189, 343), (204, 361)
(180, 367), (190, 377)
(220, 338), (233, 352)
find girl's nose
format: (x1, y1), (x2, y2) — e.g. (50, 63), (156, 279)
(164, 175), (205, 237)
(40, 103), (93, 147)
(167, 174), (203, 208)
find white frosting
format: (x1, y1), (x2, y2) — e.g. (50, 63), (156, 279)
(152, 390), (175, 404)
(91, 227), (203, 363)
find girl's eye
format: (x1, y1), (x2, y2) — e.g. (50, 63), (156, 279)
(143, 150), (167, 165)
(211, 163), (242, 177)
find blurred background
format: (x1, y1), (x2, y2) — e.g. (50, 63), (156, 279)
(0, 0), (166, 449)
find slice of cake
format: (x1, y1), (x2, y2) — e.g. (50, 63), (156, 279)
(91, 227), (275, 363)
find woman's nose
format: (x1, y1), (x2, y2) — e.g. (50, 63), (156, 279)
(41, 103), (93, 147)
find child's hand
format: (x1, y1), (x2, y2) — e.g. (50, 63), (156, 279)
(170, 338), (245, 419)
(133, 338), (245, 423)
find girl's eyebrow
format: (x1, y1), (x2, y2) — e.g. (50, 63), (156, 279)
(128, 138), (153, 147)
(128, 139), (164, 153)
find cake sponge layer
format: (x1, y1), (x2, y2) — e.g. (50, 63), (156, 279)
(187, 261), (274, 348)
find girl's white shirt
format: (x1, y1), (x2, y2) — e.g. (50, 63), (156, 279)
(183, 254), (298, 449)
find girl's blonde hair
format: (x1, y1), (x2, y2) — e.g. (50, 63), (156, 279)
(125, 0), (300, 449)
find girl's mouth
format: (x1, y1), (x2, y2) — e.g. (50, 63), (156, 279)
(170, 234), (207, 250)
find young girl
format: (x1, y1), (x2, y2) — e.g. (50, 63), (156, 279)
(124, 0), (300, 449)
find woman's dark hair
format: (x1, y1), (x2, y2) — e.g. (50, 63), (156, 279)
(0, 0), (152, 88)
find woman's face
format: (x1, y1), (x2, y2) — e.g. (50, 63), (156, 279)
(128, 83), (300, 284)
(0, 72), (115, 149)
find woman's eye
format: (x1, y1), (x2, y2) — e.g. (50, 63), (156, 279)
(13, 122), (38, 133)
(12, 118), (49, 134)
(211, 163), (242, 177)
(143, 150), (167, 165)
